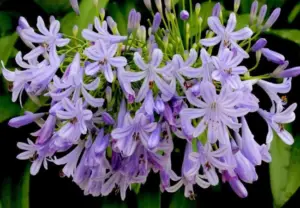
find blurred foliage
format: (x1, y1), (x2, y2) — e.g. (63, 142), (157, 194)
(270, 129), (300, 208)
(0, 0), (300, 208)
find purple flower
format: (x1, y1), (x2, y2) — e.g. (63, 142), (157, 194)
(56, 98), (93, 143)
(166, 49), (200, 90)
(212, 48), (247, 88)
(122, 49), (174, 102)
(84, 40), (127, 82)
(82, 17), (127, 44)
(258, 103), (297, 145)
(180, 10), (190, 20)
(49, 53), (104, 107)
(200, 13), (253, 58)
(17, 17), (35, 49)
(180, 81), (248, 143)
(22, 16), (70, 60)
(9, 111), (44, 128)
(111, 112), (157, 156)
(70, 0), (80, 15)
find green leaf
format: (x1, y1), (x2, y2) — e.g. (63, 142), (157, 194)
(107, 1), (135, 35)
(169, 190), (196, 208)
(33, 0), (71, 14)
(190, 1), (216, 37)
(0, 33), (18, 67)
(288, 3), (300, 23)
(270, 130), (300, 207)
(0, 95), (20, 123)
(102, 198), (128, 208)
(0, 165), (30, 208)
(131, 183), (141, 195)
(21, 96), (49, 114)
(60, 0), (109, 37)
(267, 29), (300, 45)
(137, 188), (161, 208)
(0, 12), (13, 36)
(236, 14), (250, 30)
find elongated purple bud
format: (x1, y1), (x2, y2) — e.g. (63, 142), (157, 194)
(180, 10), (190, 20)
(155, 96), (165, 113)
(212, 3), (221, 17)
(251, 38), (267, 52)
(9, 112), (44, 128)
(250, 1), (258, 24)
(37, 115), (56, 144)
(279, 67), (300, 78)
(70, 0), (80, 15)
(163, 103), (176, 126)
(271, 61), (289, 78)
(152, 12), (161, 33)
(144, 0), (152, 11)
(229, 177), (248, 198)
(263, 8), (281, 30)
(261, 48), (285, 65)
(101, 112), (115, 125)
(128, 9), (137, 33)
(94, 129), (109, 154)
(148, 125), (161, 150)
(257, 5), (267, 26)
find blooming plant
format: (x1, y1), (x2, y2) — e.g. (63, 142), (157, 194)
(3, 0), (300, 200)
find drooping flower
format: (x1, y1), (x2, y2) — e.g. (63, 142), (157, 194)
(258, 103), (297, 145)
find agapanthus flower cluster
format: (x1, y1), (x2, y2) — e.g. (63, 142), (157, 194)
(3, 0), (300, 200)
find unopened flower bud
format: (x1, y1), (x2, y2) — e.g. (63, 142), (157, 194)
(261, 48), (285, 65)
(234, 0), (240, 13)
(263, 8), (281, 30)
(195, 3), (201, 16)
(99, 8), (105, 20)
(251, 38), (267, 52)
(257, 5), (267, 26)
(144, 0), (152, 11)
(155, 0), (163, 13)
(212, 3), (221, 17)
(70, 0), (80, 15)
(72, 25), (78, 37)
(164, 0), (171, 11)
(250, 1), (258, 24)
(106, 86), (112, 103)
(180, 10), (190, 20)
(152, 12), (161, 33)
